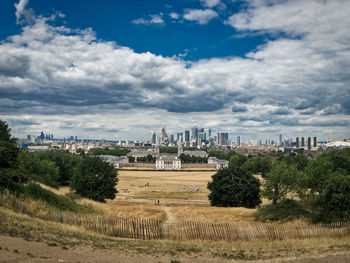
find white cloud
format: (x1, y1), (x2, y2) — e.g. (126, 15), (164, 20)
(1, 0), (350, 140)
(200, 0), (221, 8)
(183, 9), (218, 24)
(14, 0), (35, 25)
(132, 14), (164, 25)
(169, 12), (180, 19)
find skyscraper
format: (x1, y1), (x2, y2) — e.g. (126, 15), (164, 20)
(237, 136), (241, 147)
(296, 137), (300, 148)
(184, 130), (190, 142)
(176, 132), (183, 142)
(204, 128), (211, 141)
(279, 134), (283, 146)
(151, 132), (157, 144)
(192, 127), (198, 140)
(307, 137), (311, 150)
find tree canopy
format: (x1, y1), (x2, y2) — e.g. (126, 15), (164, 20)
(208, 167), (261, 208)
(0, 120), (21, 189)
(70, 156), (118, 202)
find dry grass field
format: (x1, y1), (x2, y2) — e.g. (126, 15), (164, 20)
(39, 170), (265, 223)
(102, 170), (258, 223)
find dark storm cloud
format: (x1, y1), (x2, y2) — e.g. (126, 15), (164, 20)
(231, 104), (248, 113)
(7, 119), (39, 126)
(0, 55), (30, 77)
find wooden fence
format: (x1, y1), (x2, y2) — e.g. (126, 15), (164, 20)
(44, 210), (350, 241)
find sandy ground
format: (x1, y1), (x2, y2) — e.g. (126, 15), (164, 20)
(1, 235), (350, 263)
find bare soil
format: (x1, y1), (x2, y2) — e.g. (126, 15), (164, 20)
(1, 235), (350, 263)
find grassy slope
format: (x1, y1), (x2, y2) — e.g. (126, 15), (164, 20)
(1, 206), (350, 261)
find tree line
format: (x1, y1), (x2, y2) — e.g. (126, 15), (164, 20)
(0, 120), (118, 202)
(208, 148), (350, 223)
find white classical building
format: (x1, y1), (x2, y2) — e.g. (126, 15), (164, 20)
(208, 157), (229, 170)
(155, 156), (181, 170)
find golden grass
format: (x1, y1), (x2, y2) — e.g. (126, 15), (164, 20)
(169, 206), (257, 223)
(1, 206), (350, 261)
(77, 198), (167, 221)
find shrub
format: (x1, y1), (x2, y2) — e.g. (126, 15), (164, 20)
(254, 199), (310, 222)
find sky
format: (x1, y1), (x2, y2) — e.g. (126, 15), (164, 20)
(0, 0), (349, 141)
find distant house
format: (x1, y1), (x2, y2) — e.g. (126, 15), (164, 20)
(208, 157), (229, 170)
(98, 155), (129, 169)
(155, 156), (181, 170)
(182, 150), (208, 158)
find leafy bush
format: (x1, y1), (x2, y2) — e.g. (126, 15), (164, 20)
(254, 199), (310, 222)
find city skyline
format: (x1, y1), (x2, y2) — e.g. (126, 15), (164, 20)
(1, 0), (350, 141)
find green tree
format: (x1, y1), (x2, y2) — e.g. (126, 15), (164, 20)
(71, 156), (118, 202)
(0, 120), (18, 169)
(228, 154), (248, 169)
(36, 151), (81, 186)
(312, 171), (350, 223)
(262, 162), (301, 205)
(305, 158), (334, 195)
(18, 150), (60, 188)
(207, 167), (261, 208)
(285, 154), (308, 171)
(0, 120), (20, 189)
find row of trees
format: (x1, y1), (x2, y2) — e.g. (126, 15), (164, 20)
(179, 153), (208, 163)
(208, 148), (350, 223)
(88, 147), (130, 156)
(128, 155), (156, 163)
(0, 120), (118, 202)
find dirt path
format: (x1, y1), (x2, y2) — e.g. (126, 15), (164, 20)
(1, 235), (350, 263)
(0, 235), (223, 263)
(163, 206), (176, 224)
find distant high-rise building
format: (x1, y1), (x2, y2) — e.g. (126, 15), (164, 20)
(161, 128), (168, 139)
(184, 130), (190, 142)
(198, 131), (205, 140)
(279, 134), (283, 146)
(176, 132), (183, 142)
(313, 137), (317, 147)
(296, 137), (300, 148)
(301, 137), (305, 147)
(307, 137), (311, 150)
(204, 128), (211, 141)
(170, 134), (174, 143)
(237, 136), (241, 147)
(219, 133), (229, 145)
(192, 127), (198, 140)
(151, 132), (157, 144)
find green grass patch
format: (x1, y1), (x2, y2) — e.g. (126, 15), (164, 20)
(17, 183), (92, 213)
(254, 199), (310, 222)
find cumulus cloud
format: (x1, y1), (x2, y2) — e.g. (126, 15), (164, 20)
(132, 14), (164, 25)
(1, 0), (350, 140)
(14, 0), (35, 25)
(200, 0), (221, 8)
(183, 9), (218, 24)
(169, 12), (180, 19)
